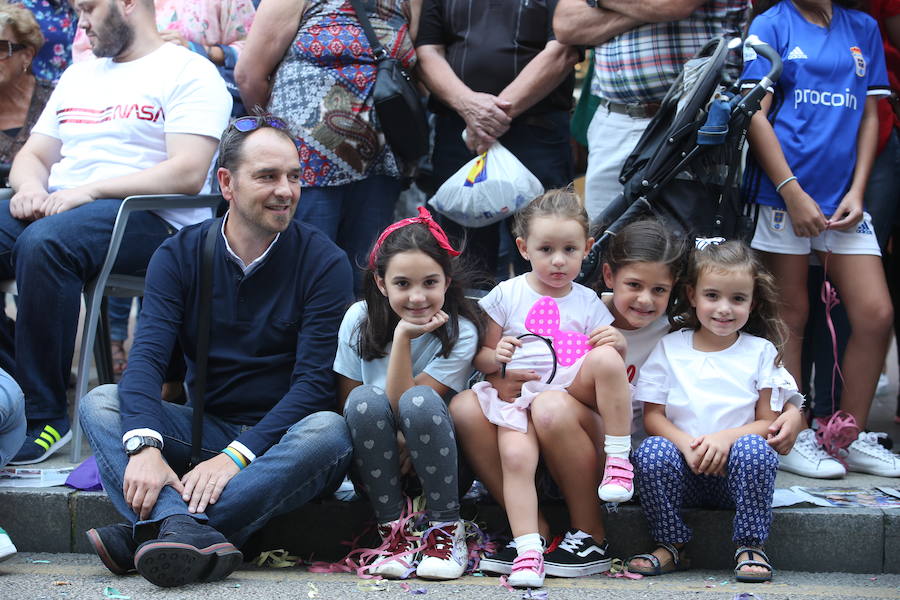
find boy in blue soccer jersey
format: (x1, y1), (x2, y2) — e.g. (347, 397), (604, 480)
(742, 1), (900, 478)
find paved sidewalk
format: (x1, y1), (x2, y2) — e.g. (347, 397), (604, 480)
(2, 554), (900, 600)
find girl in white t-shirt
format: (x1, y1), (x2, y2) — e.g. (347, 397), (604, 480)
(602, 219), (807, 448)
(454, 190), (632, 588)
(335, 207), (483, 581)
(628, 240), (798, 583)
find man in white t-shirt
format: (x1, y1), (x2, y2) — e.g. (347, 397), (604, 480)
(2, 0), (231, 465)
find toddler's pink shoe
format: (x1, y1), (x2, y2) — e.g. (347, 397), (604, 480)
(598, 456), (634, 503)
(507, 549), (544, 588)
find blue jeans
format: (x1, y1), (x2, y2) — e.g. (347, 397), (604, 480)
(0, 367), (25, 466)
(107, 298), (137, 342)
(0, 199), (174, 423)
(295, 175), (401, 295)
(79, 385), (352, 546)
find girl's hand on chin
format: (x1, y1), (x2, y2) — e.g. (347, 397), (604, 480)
(395, 310), (450, 340)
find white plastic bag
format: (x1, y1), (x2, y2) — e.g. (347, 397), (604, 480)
(428, 142), (543, 227)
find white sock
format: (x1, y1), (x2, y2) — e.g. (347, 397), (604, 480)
(604, 435), (631, 461)
(514, 533), (543, 556)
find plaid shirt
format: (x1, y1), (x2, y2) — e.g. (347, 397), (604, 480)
(591, 1), (749, 104)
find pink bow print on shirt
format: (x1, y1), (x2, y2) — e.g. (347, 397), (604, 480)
(525, 296), (592, 366)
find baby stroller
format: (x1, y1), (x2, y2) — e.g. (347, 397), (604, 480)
(578, 36), (783, 283)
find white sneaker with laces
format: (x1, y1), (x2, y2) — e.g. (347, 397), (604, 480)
(846, 431), (900, 477)
(416, 520), (467, 580)
(0, 527), (17, 562)
(778, 429), (846, 479)
(370, 520), (418, 579)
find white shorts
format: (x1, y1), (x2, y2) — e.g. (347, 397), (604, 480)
(751, 205), (881, 256)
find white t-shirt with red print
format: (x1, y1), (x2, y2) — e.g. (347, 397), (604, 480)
(31, 43), (231, 228)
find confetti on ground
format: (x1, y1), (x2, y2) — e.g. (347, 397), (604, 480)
(399, 582), (427, 594)
(307, 582), (319, 598)
(52, 581), (71, 586)
(102, 587), (131, 600)
(732, 593), (763, 600)
(521, 590), (549, 600)
(253, 549), (299, 568)
(498, 575), (515, 592)
(603, 558), (642, 580)
(230, 584), (241, 588)
(357, 580), (388, 592)
(30, 559), (51, 564)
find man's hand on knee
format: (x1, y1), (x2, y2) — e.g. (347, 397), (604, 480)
(180, 454), (240, 514)
(41, 186), (96, 216)
(9, 184), (49, 221)
(123, 448), (185, 520)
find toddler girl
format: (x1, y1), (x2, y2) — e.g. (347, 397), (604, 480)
(457, 190), (633, 588)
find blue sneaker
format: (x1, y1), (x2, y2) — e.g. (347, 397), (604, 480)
(9, 421), (71, 465)
(135, 515), (242, 587)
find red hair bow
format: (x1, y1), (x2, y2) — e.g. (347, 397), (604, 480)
(368, 206), (461, 268)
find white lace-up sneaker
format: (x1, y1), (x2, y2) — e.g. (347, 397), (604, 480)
(416, 520), (467, 580)
(778, 428), (846, 479)
(370, 520), (418, 579)
(846, 431), (900, 477)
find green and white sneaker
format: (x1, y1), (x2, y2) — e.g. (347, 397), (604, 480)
(0, 527), (17, 562)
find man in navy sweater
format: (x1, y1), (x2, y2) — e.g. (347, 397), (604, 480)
(79, 116), (354, 588)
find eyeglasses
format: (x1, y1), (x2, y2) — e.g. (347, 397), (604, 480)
(0, 41), (26, 60)
(230, 116), (300, 149)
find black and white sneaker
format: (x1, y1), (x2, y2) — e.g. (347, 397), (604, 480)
(543, 530), (611, 577)
(479, 540), (516, 575)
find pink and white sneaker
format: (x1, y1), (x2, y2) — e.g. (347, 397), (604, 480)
(597, 456), (634, 503)
(507, 549), (545, 588)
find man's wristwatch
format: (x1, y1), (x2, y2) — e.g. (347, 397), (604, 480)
(124, 435), (163, 456)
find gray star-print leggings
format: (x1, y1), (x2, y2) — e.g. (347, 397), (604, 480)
(344, 384), (460, 524)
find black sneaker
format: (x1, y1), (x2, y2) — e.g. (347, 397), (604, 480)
(479, 540), (516, 575)
(543, 530), (611, 577)
(135, 515), (242, 587)
(86, 523), (137, 575)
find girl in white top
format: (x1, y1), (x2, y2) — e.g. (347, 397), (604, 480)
(454, 190), (632, 588)
(602, 219), (807, 447)
(628, 240), (799, 583)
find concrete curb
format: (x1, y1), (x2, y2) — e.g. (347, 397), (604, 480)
(1, 488), (896, 573)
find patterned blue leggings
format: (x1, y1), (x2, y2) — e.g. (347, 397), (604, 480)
(633, 434), (778, 546)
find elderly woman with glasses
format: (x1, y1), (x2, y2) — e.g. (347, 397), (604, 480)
(0, 3), (52, 174)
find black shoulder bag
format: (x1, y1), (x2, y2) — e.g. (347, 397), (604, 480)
(189, 221), (219, 469)
(349, 0), (430, 163)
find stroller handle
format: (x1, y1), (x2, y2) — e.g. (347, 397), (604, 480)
(739, 39), (783, 110)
